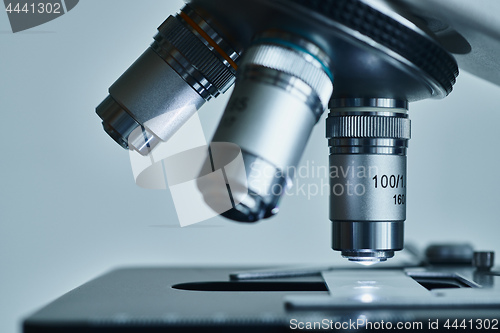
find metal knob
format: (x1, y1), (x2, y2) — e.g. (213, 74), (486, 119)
(473, 251), (495, 271)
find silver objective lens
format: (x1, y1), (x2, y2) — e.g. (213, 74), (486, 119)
(327, 98), (411, 263)
(205, 32), (334, 222)
(96, 5), (239, 155)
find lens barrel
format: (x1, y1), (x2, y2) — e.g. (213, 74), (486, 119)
(96, 5), (239, 155)
(327, 98), (411, 263)
(205, 31), (334, 222)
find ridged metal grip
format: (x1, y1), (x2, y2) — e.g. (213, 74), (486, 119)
(151, 13), (237, 99)
(327, 115), (411, 140)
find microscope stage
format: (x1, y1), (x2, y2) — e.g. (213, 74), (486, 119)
(23, 265), (500, 332)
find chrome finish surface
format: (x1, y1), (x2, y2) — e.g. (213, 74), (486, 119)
(333, 221), (404, 263)
(327, 113), (411, 140)
(96, 95), (140, 150)
(328, 98), (410, 263)
(331, 98), (408, 109)
(208, 34), (333, 222)
(329, 155), (406, 222)
(152, 13), (236, 99)
(218, 153), (289, 222)
(108, 48), (205, 148)
(181, 5), (240, 66)
(96, 5), (240, 155)
(329, 138), (408, 155)
(242, 68), (323, 119)
(241, 43), (331, 109)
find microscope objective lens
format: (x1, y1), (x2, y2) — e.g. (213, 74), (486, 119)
(203, 31), (334, 222)
(328, 99), (410, 263)
(97, 4), (239, 155)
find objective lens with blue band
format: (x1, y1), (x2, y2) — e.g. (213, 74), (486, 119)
(201, 31), (334, 222)
(252, 37), (334, 82)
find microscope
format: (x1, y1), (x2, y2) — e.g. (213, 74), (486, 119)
(24, 0), (500, 331)
(96, 0), (470, 263)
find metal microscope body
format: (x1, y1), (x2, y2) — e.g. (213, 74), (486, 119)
(96, 0), (500, 263)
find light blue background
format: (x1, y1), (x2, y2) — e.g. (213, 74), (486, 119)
(1, 1), (500, 332)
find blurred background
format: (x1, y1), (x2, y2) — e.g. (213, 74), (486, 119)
(1, 1), (500, 332)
